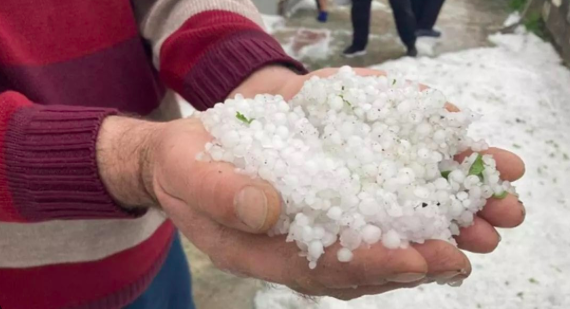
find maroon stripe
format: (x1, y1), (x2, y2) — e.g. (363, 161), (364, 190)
(159, 10), (265, 93)
(182, 29), (307, 111)
(0, 37), (164, 116)
(3, 105), (146, 221)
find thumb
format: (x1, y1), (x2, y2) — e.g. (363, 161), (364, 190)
(177, 160), (282, 234)
(153, 118), (282, 234)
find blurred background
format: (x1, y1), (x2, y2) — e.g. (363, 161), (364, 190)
(181, 1), (570, 309)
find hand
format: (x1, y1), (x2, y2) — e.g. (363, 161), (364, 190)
(232, 66), (526, 294)
(94, 66), (525, 301)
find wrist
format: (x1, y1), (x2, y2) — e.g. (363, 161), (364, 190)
(96, 116), (164, 209)
(229, 65), (300, 99)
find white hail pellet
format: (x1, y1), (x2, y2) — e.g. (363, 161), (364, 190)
(194, 67), (517, 268)
(361, 225), (383, 245)
(337, 247), (354, 262)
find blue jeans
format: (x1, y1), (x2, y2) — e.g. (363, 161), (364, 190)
(125, 233), (195, 309)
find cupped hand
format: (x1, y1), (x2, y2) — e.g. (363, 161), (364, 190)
(231, 66), (526, 290)
(99, 66), (526, 301)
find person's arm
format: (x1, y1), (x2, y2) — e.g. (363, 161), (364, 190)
(0, 91), (150, 222)
(132, 0), (307, 110)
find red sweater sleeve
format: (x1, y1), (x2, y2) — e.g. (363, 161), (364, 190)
(158, 10), (307, 111)
(0, 91), (144, 222)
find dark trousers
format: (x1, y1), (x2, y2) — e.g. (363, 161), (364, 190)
(351, 0), (373, 50)
(412, 0), (445, 30)
(351, 0), (445, 50)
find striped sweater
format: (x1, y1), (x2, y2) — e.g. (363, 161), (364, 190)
(0, 1), (304, 308)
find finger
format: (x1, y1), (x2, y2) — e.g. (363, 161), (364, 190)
(157, 120), (281, 233)
(455, 216), (500, 253)
(312, 242), (428, 288)
(411, 240), (471, 283)
(291, 280), (427, 301)
(445, 102), (460, 112)
(352, 67), (388, 77)
(479, 194), (525, 228)
(309, 67), (387, 79)
(455, 147), (525, 181)
(189, 161), (282, 233)
(166, 197), (428, 289)
(161, 197), (312, 286)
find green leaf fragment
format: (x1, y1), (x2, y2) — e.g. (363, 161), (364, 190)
(236, 112), (254, 124)
(469, 153), (485, 176)
(392, 79), (396, 85)
(512, 143), (521, 149)
(528, 278), (539, 284)
(441, 171), (451, 179)
(493, 191), (508, 199)
(339, 94), (352, 107)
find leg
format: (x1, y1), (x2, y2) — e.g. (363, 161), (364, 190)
(351, 0), (373, 50)
(411, 0), (423, 23)
(317, 0), (329, 22)
(417, 0), (445, 30)
(388, 0), (417, 50)
(318, 0), (328, 12)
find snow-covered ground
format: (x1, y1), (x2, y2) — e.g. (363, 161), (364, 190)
(254, 30), (570, 309)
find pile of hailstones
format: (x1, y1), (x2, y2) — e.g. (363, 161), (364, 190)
(195, 66), (516, 269)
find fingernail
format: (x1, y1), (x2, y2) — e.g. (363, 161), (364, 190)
(235, 186), (268, 230)
(387, 272), (426, 283)
(519, 200), (526, 218)
(497, 232), (502, 242)
(432, 269), (469, 285)
(447, 278), (464, 287)
(430, 270), (462, 283)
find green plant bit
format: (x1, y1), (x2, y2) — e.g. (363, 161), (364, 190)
(493, 191), (508, 199)
(338, 94), (352, 107)
(441, 170), (451, 179)
(469, 153), (485, 177)
(236, 111), (254, 124)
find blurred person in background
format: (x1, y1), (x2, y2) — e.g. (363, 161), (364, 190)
(343, 0), (445, 58)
